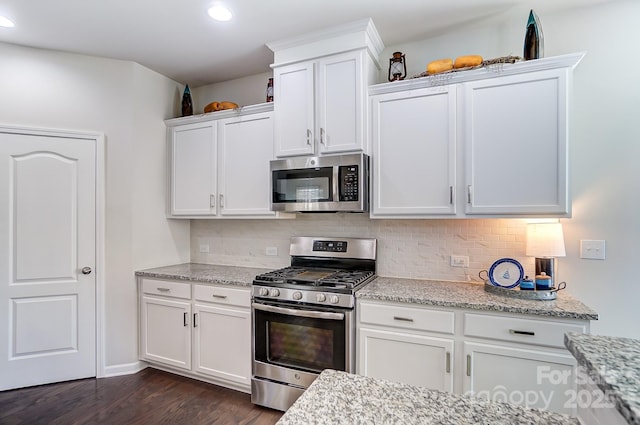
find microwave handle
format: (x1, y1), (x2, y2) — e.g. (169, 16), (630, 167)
(252, 302), (344, 321)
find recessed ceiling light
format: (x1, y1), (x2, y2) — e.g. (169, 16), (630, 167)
(208, 4), (232, 22)
(0, 15), (15, 28)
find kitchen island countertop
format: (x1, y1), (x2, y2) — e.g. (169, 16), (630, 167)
(135, 262), (272, 287)
(277, 369), (579, 425)
(357, 277), (598, 320)
(565, 332), (640, 424)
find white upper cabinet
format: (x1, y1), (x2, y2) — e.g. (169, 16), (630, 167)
(166, 104), (276, 219)
(268, 18), (384, 158)
(462, 68), (569, 215)
(369, 52), (584, 219)
(217, 111), (275, 217)
(272, 61), (315, 156)
(370, 85), (457, 217)
(169, 121), (217, 216)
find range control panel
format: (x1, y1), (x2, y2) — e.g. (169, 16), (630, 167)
(338, 165), (359, 202)
(312, 240), (348, 252)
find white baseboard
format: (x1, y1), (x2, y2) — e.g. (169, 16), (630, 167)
(102, 361), (148, 378)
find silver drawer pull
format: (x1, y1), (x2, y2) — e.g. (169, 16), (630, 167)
(509, 329), (535, 336)
(446, 352), (451, 373)
(212, 294), (228, 299)
(157, 287), (170, 292)
(393, 316), (414, 322)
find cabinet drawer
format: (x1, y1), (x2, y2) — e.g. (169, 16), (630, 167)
(359, 302), (454, 334)
(141, 279), (191, 299)
(464, 313), (586, 348)
(193, 284), (250, 308)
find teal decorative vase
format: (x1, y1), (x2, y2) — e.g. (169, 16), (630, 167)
(181, 85), (193, 116)
(523, 9), (544, 60)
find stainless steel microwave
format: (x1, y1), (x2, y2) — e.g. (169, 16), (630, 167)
(270, 153), (369, 213)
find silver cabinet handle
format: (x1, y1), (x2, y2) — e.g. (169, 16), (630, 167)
(467, 185), (472, 204)
(193, 313), (198, 328)
(81, 267), (92, 275)
(210, 194), (216, 208)
(449, 186), (454, 205)
(212, 294), (228, 299)
(509, 329), (535, 336)
(446, 352), (451, 373)
(183, 312), (188, 327)
(306, 129), (312, 145)
(466, 354), (471, 376)
(320, 128), (325, 145)
(157, 287), (170, 292)
(219, 194), (224, 208)
(393, 316), (414, 322)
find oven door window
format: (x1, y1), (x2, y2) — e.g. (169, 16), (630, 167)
(253, 303), (345, 373)
(272, 167), (333, 203)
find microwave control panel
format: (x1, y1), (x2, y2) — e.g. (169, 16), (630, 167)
(338, 165), (359, 202)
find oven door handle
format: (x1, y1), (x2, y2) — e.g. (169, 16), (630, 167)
(252, 302), (345, 321)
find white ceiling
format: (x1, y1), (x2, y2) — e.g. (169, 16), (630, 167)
(0, 0), (615, 87)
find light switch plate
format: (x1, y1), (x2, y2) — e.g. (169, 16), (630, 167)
(266, 247), (278, 256)
(450, 255), (469, 267)
(199, 244), (210, 253)
(580, 240), (605, 260)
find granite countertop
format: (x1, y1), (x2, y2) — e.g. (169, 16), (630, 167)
(135, 262), (272, 287)
(356, 277), (598, 320)
(565, 333), (640, 424)
(277, 369), (578, 425)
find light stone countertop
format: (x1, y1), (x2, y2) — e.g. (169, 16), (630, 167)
(565, 333), (640, 425)
(357, 277), (598, 320)
(134, 262), (272, 287)
(276, 369), (579, 425)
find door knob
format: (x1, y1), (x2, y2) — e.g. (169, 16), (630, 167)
(81, 267), (92, 275)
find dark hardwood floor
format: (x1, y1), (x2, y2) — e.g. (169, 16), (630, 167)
(0, 368), (283, 425)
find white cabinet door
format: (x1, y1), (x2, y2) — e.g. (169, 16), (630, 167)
(371, 86), (456, 217)
(217, 112), (276, 217)
(462, 68), (569, 215)
(317, 51), (365, 154)
(193, 303), (251, 388)
(170, 122), (217, 216)
(359, 327), (453, 392)
(140, 295), (191, 370)
(463, 341), (576, 415)
(273, 61), (315, 157)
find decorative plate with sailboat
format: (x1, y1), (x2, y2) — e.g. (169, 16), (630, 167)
(487, 258), (524, 289)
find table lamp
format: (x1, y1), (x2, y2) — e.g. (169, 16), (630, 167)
(525, 222), (566, 288)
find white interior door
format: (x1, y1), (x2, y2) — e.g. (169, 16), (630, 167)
(0, 129), (96, 390)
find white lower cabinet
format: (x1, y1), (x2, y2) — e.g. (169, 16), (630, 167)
(357, 301), (455, 391)
(138, 278), (251, 393)
(140, 295), (192, 370)
(356, 299), (591, 416)
(359, 328), (453, 391)
(192, 303), (251, 387)
(463, 342), (576, 415)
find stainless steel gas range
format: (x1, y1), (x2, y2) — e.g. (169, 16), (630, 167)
(251, 236), (377, 411)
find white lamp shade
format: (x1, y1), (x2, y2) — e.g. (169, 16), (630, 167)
(526, 222), (566, 257)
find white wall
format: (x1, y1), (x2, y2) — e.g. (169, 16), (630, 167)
(191, 71), (273, 114)
(191, 0), (640, 339)
(0, 43), (191, 370)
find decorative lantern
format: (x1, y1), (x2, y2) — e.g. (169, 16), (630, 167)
(266, 78), (274, 102)
(388, 52), (407, 81)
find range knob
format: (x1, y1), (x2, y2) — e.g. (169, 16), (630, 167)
(292, 291), (303, 301)
(316, 293), (326, 302)
(329, 295), (340, 304)
(269, 288), (280, 297)
(259, 287), (269, 296)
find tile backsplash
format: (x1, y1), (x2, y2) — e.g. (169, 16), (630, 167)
(191, 215), (536, 283)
